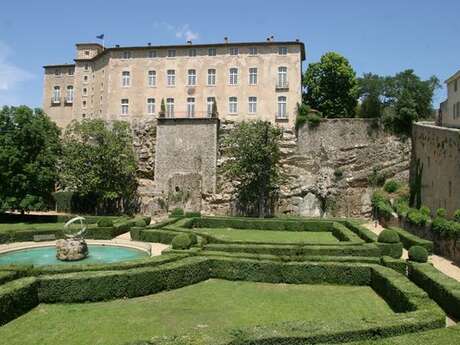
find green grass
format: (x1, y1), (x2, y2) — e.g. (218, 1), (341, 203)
(0, 279), (394, 345)
(193, 228), (340, 244)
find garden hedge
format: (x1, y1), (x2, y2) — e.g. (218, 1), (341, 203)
(131, 228), (180, 244)
(203, 243), (382, 257)
(339, 220), (378, 243)
(0, 271), (19, 285)
(0, 277), (39, 326)
(408, 246), (428, 263)
(380, 256), (407, 275)
(376, 242), (403, 259)
(387, 227), (433, 253)
(408, 262), (460, 320)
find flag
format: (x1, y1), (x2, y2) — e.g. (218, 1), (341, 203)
(96, 34), (104, 40)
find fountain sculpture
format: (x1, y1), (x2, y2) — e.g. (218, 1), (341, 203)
(56, 216), (89, 261)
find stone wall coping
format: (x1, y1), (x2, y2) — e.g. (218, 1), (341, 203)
(415, 122), (460, 134)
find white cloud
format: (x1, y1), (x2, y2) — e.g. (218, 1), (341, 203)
(0, 42), (34, 92)
(154, 22), (200, 42)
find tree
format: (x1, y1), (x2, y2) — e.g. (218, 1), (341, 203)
(382, 70), (440, 135)
(0, 106), (61, 213)
(303, 52), (358, 117)
(357, 73), (384, 118)
(60, 119), (138, 214)
(223, 121), (282, 218)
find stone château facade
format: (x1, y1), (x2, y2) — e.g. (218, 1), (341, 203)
(42, 39), (305, 128)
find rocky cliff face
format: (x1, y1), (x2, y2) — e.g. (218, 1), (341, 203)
(132, 119), (411, 218)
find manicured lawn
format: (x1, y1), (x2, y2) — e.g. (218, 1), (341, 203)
(0, 279), (394, 345)
(193, 228), (340, 243)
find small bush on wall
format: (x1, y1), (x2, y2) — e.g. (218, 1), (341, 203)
(383, 180), (400, 193)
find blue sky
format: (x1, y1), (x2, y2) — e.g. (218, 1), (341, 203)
(0, 0), (458, 108)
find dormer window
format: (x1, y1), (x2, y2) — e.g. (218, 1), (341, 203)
(85, 50), (90, 56)
(123, 51), (132, 59)
(167, 49), (176, 58)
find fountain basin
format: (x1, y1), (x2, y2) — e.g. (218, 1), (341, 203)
(0, 244), (149, 266)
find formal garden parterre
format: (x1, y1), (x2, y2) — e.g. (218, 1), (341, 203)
(0, 214), (460, 344)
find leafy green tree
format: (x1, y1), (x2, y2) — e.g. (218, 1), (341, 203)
(223, 121), (282, 218)
(357, 73), (384, 118)
(0, 106), (61, 212)
(60, 119), (138, 214)
(303, 52), (358, 117)
(382, 70), (440, 135)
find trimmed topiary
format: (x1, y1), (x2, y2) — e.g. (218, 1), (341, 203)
(408, 245), (429, 263)
(171, 233), (192, 250)
(134, 219), (147, 228)
(436, 208), (447, 219)
(383, 180), (400, 193)
(188, 233), (198, 246)
(169, 208), (184, 218)
(378, 229), (400, 244)
(142, 217), (151, 226)
(97, 218), (113, 228)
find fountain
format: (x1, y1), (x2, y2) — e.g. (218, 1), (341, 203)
(56, 216), (89, 261)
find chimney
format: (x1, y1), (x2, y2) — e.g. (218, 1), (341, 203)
(187, 40), (192, 44)
(295, 38), (299, 42)
(266, 37), (270, 41)
(270, 35), (274, 41)
(224, 37), (229, 43)
(115, 44), (120, 48)
(147, 42), (151, 46)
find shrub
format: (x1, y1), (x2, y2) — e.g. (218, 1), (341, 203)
(387, 227), (433, 253)
(142, 217), (151, 225)
(454, 209), (460, 222)
(378, 229), (400, 244)
(420, 205), (431, 217)
(407, 208), (430, 226)
(368, 167), (386, 187)
(375, 201), (394, 220)
(134, 219), (147, 227)
(97, 218), (114, 228)
(383, 180), (400, 193)
(432, 217), (460, 240)
(171, 234), (192, 250)
(184, 211), (201, 218)
(188, 233), (198, 246)
(169, 208), (184, 218)
(307, 113), (321, 128)
(436, 208), (447, 218)
(394, 198), (410, 217)
(371, 190), (388, 207)
(408, 246), (429, 263)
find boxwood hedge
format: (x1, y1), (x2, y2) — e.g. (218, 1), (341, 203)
(0, 277), (39, 326)
(387, 227), (433, 253)
(408, 262), (460, 320)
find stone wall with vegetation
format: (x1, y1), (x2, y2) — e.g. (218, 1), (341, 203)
(132, 118), (411, 217)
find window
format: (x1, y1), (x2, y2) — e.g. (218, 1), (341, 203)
(121, 99), (129, 115)
(248, 97), (257, 114)
(84, 64), (89, 71)
(249, 68), (258, 85)
(188, 48), (197, 57)
(455, 79), (458, 92)
(85, 50), (90, 56)
(207, 97), (216, 117)
(148, 50), (157, 58)
(277, 66), (288, 87)
(82, 87), (87, 96)
(208, 48), (216, 56)
(188, 69), (196, 86)
(277, 96), (287, 118)
(68, 69), (74, 76)
(229, 47), (239, 55)
(52, 86), (60, 103)
(123, 51), (131, 59)
(83, 75), (88, 82)
(54, 69), (60, 76)
(187, 97), (195, 117)
(122, 71), (130, 87)
(167, 49), (176, 57)
(167, 70), (176, 86)
(166, 98), (174, 117)
(66, 86), (74, 103)
(147, 98), (155, 115)
(249, 47), (258, 55)
(278, 46), (288, 55)
(148, 70), (156, 87)
(229, 97), (238, 114)
(207, 69), (216, 85)
(229, 68), (238, 85)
